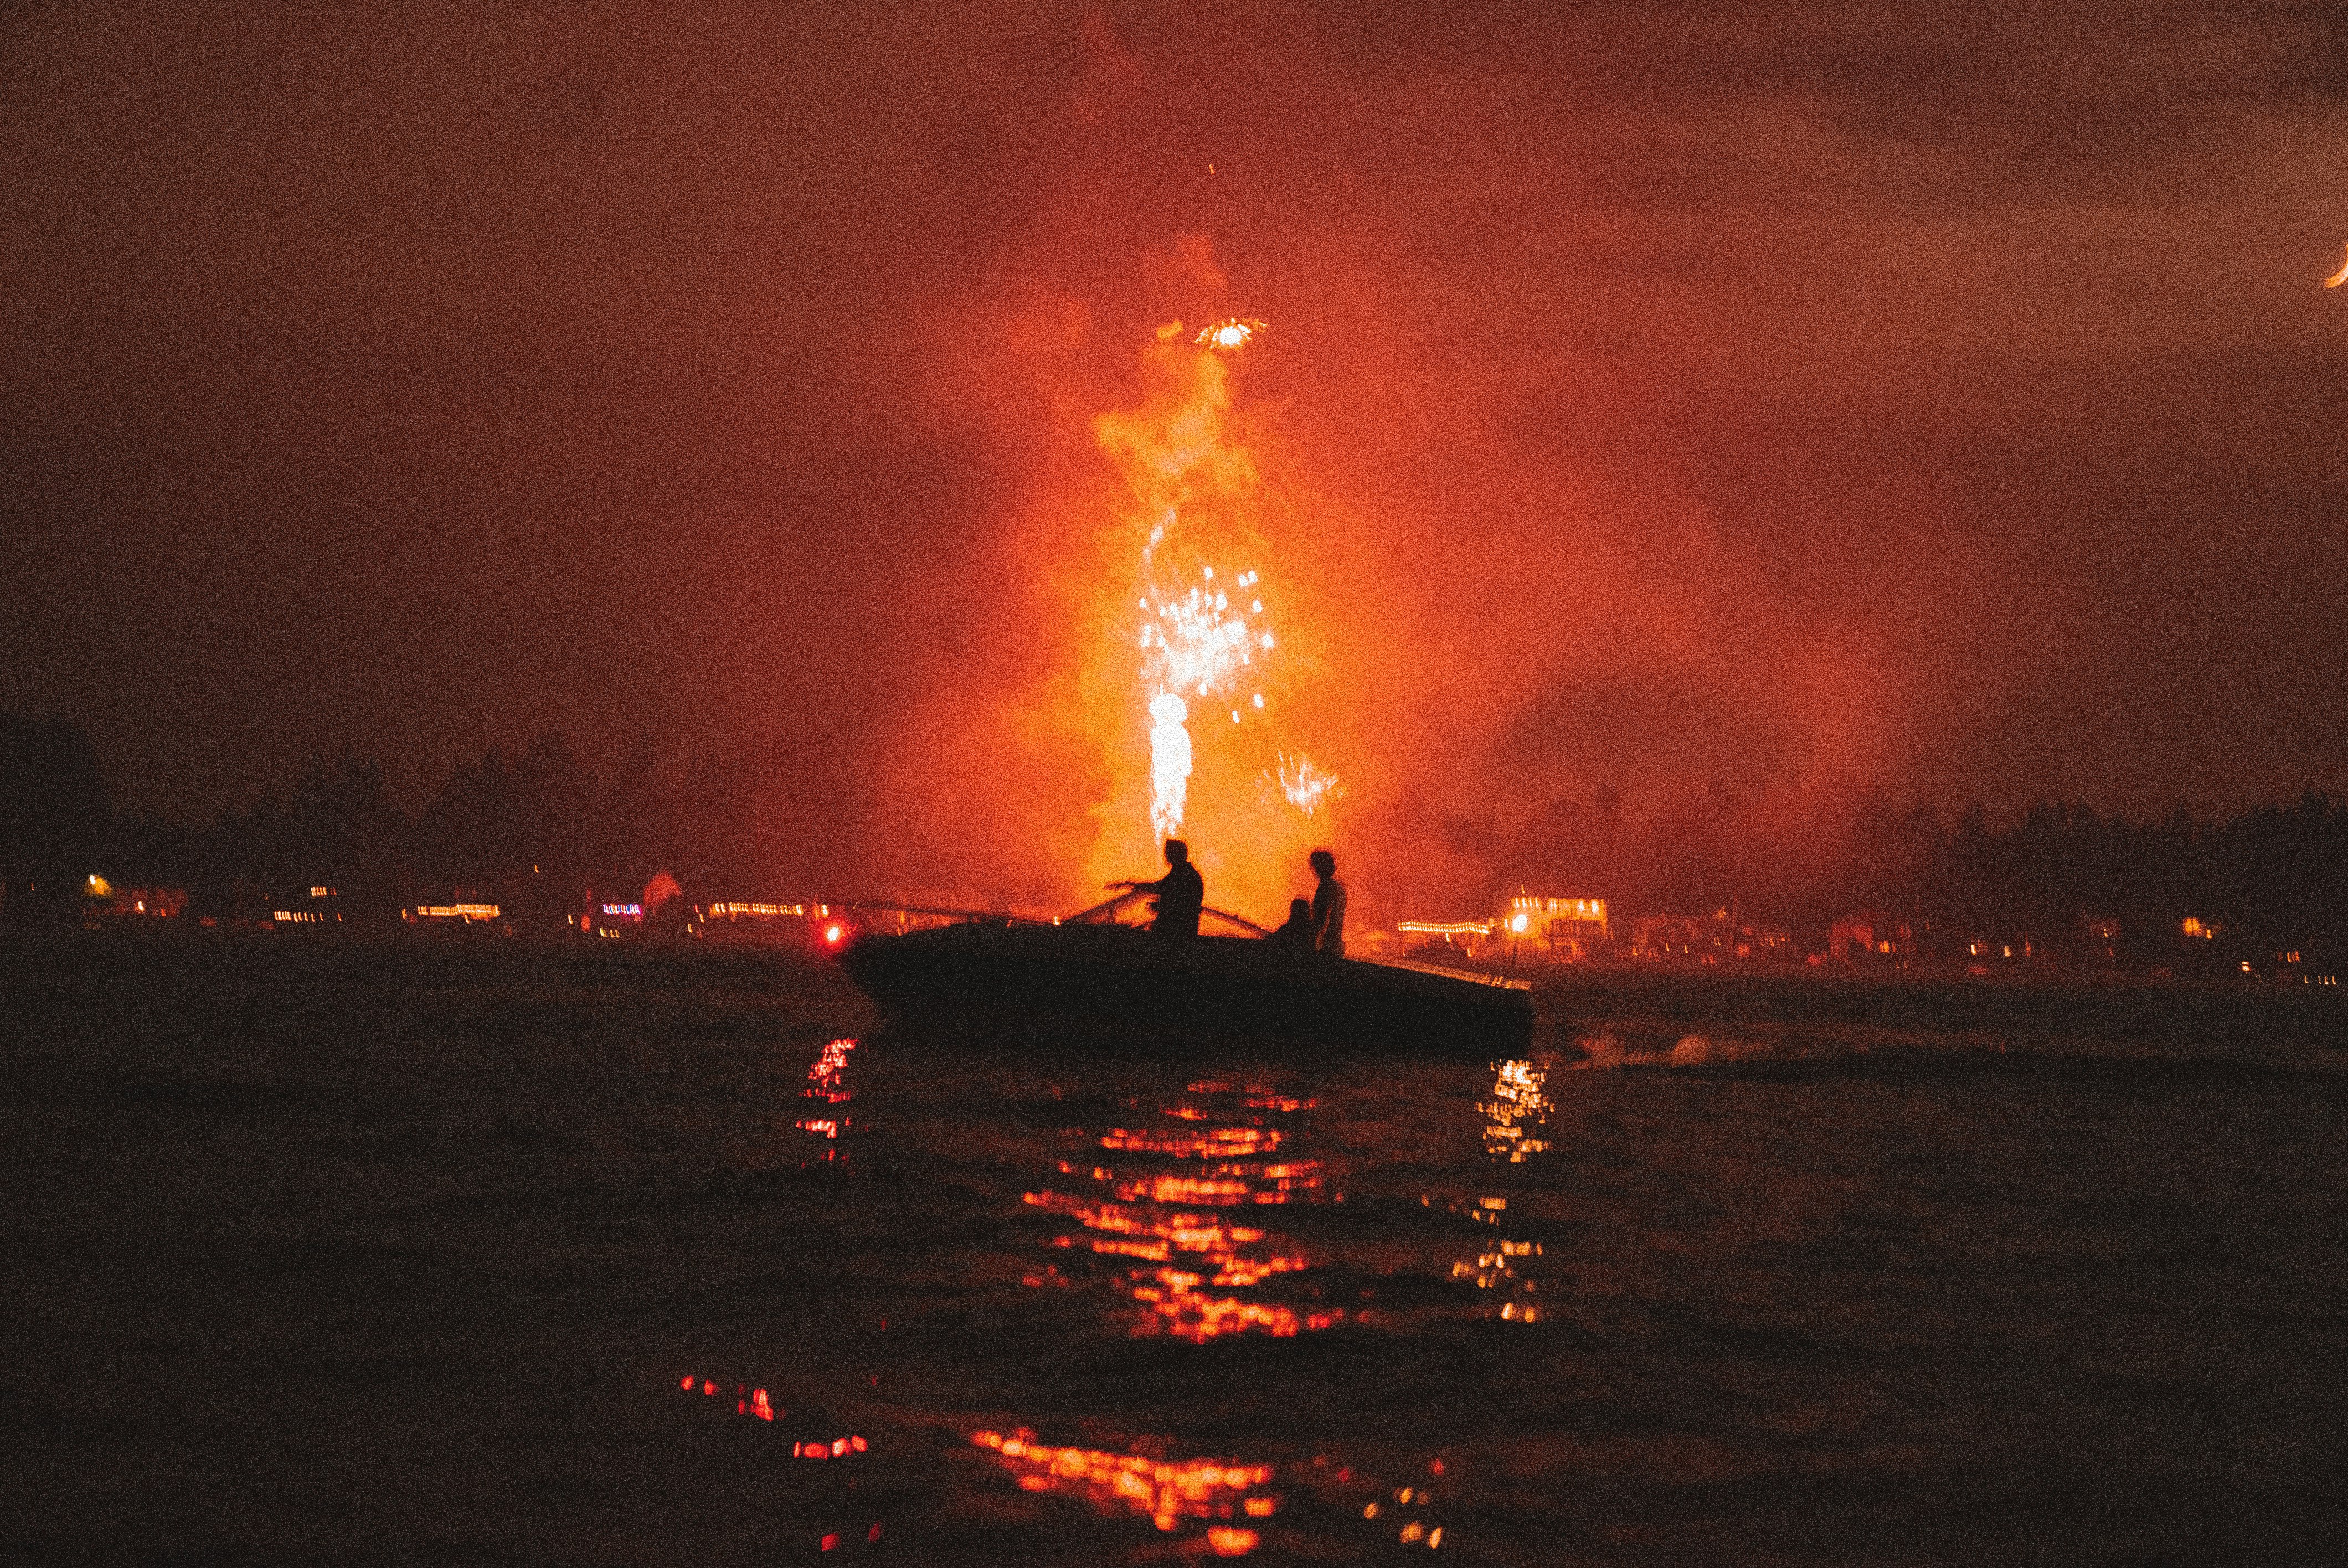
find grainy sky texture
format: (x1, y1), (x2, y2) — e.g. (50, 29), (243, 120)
(6, 2), (2347, 915)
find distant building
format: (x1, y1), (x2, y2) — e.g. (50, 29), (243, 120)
(1829, 913), (1912, 963)
(581, 872), (698, 940)
(1395, 920), (1493, 960)
(703, 900), (817, 922)
(1632, 909), (1794, 963)
(109, 885), (188, 920)
(1632, 914), (1716, 961)
(2081, 915), (2122, 967)
(694, 900), (841, 948)
(409, 893), (502, 927)
(1500, 895), (1608, 960)
(586, 898), (641, 938)
(271, 885), (342, 927)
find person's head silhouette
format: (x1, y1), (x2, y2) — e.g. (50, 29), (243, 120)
(1309, 849), (1335, 879)
(1165, 839), (1190, 865)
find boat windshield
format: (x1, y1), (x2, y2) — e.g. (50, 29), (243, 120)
(1065, 888), (1270, 938)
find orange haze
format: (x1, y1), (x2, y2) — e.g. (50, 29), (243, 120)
(861, 236), (1907, 928)
(8, 3), (2348, 926)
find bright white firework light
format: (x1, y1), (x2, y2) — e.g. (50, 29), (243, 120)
(1268, 752), (1344, 816)
(1195, 317), (1265, 350)
(1149, 692), (1193, 839)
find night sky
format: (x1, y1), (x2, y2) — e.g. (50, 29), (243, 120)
(7, 2), (2347, 915)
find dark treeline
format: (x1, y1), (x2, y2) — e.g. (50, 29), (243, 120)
(1791, 794), (2348, 968)
(1445, 778), (2348, 971)
(6, 708), (2348, 967)
(2, 715), (800, 932)
(0, 713), (109, 925)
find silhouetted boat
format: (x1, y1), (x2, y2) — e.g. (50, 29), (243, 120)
(841, 896), (1534, 1057)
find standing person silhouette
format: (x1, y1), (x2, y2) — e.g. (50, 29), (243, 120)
(1112, 839), (1205, 938)
(1308, 848), (1347, 958)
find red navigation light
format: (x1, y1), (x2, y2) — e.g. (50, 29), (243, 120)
(825, 924), (843, 944)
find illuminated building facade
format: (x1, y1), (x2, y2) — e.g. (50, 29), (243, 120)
(689, 900), (855, 950)
(1499, 895), (1608, 960)
(703, 901), (814, 920)
(107, 885), (188, 920)
(1394, 919), (1492, 959)
(271, 885), (342, 926)
(1827, 912), (1912, 963)
(1631, 909), (1794, 963)
(2082, 915), (2122, 966)
(1962, 933), (2035, 963)
(408, 895), (502, 926)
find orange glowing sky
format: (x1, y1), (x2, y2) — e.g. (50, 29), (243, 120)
(6, 2), (2348, 921)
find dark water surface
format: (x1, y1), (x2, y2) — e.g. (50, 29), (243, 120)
(8, 938), (2346, 1565)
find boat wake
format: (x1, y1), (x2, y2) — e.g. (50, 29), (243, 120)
(1573, 1030), (1779, 1070)
(1563, 1025), (2348, 1085)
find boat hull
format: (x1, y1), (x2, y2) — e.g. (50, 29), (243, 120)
(841, 923), (1534, 1058)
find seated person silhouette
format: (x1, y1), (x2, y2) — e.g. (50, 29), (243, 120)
(1269, 897), (1315, 951)
(1110, 839), (1205, 937)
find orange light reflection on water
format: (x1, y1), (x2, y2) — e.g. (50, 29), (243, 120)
(1111, 1164), (1327, 1204)
(676, 1375), (871, 1457)
(1098, 1125), (1284, 1157)
(799, 1038), (858, 1163)
(1425, 1058), (1557, 1323)
(972, 1428), (1274, 1544)
(1023, 1078), (1340, 1342)
(1480, 1058), (1551, 1163)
